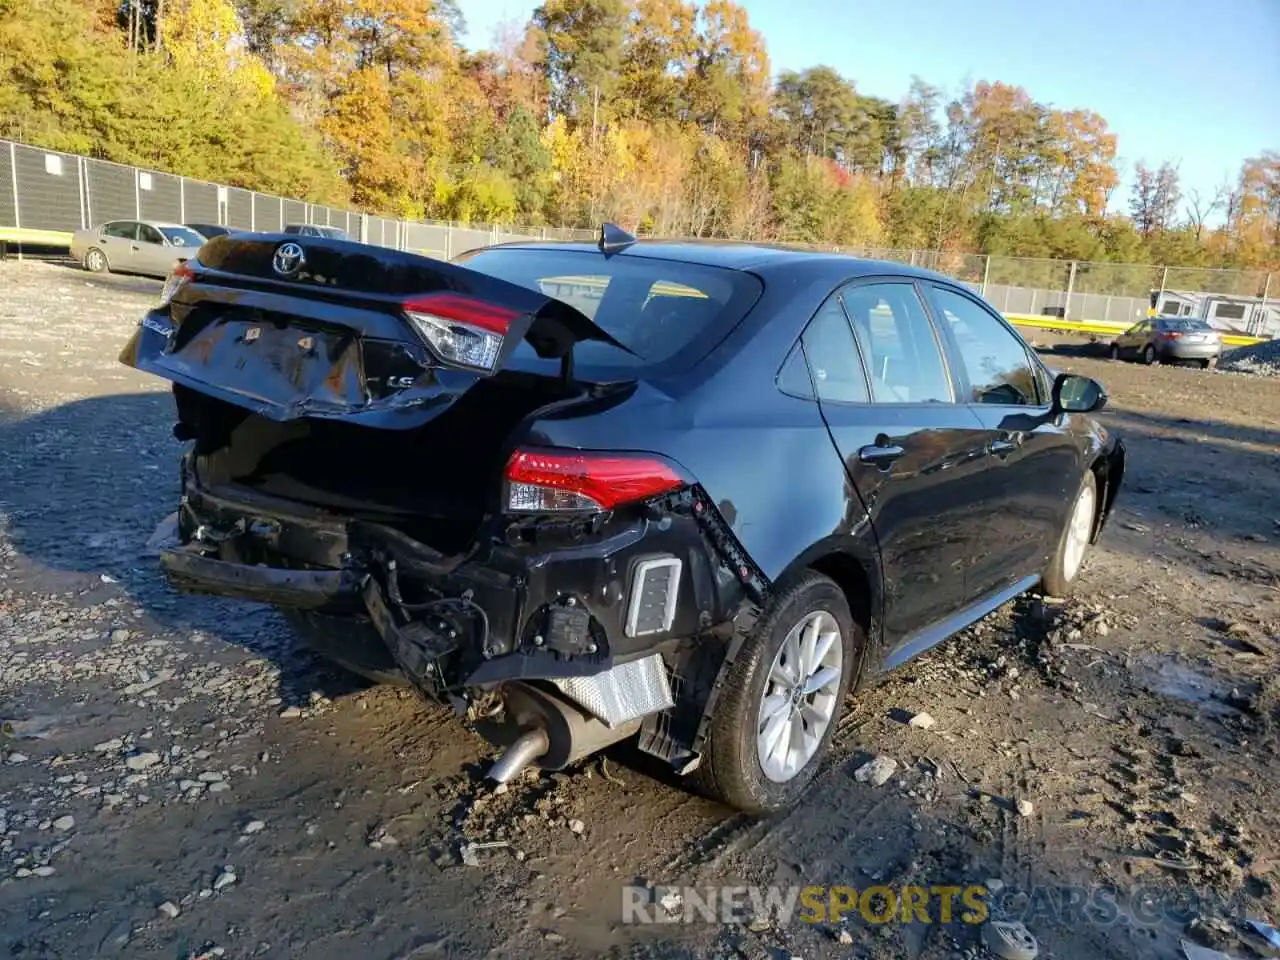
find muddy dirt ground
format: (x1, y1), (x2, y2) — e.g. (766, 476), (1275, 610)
(0, 261), (1277, 960)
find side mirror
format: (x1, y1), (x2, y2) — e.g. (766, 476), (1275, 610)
(1052, 372), (1107, 414)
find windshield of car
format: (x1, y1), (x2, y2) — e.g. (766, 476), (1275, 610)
(313, 226), (349, 239)
(454, 248), (763, 374)
(159, 226), (209, 248)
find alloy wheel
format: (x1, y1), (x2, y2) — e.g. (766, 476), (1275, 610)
(756, 609), (843, 783)
(1062, 482), (1096, 581)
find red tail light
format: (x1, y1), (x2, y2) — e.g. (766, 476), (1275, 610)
(159, 260), (196, 307)
(1159, 330), (1182, 340)
(504, 449), (686, 512)
(402, 293), (522, 372)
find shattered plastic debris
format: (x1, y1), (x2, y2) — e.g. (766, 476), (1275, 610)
(1180, 940), (1241, 960)
(983, 919), (1039, 960)
(1244, 920), (1280, 956)
(460, 840), (510, 867)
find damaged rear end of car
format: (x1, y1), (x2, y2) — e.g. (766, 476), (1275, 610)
(123, 233), (763, 783)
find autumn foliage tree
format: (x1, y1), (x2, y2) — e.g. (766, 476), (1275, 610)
(0, 0), (1276, 271)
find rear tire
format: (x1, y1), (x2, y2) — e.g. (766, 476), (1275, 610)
(283, 610), (407, 687)
(84, 248), (109, 274)
(1042, 470), (1098, 597)
(693, 571), (861, 812)
(1142, 344), (1157, 365)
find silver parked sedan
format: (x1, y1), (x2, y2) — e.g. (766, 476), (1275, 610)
(70, 220), (209, 278)
(1108, 316), (1223, 368)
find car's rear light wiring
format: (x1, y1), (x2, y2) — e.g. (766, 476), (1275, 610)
(504, 448), (686, 512)
(402, 293), (522, 372)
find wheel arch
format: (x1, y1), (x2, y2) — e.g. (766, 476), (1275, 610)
(1089, 441), (1125, 542)
(775, 536), (883, 686)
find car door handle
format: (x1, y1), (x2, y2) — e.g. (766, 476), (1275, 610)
(858, 443), (905, 469)
(989, 433), (1024, 457)
(130, 244), (140, 251)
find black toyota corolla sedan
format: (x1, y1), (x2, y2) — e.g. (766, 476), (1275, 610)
(121, 225), (1125, 812)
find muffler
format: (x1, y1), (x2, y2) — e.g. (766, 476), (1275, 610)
(482, 681), (642, 783)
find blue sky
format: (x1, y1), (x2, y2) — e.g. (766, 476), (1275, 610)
(460, 0), (1280, 212)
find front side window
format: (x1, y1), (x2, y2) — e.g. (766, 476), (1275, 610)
(931, 286), (1040, 406)
(840, 282), (952, 403)
(158, 226), (208, 248)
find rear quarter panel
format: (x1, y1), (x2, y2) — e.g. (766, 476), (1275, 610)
(524, 261), (885, 621)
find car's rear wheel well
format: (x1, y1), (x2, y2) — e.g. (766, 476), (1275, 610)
(808, 552), (872, 638)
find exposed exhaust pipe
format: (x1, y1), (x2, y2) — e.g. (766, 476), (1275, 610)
(479, 681), (644, 784)
(488, 727), (550, 784)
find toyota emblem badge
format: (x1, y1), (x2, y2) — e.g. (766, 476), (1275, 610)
(273, 242), (305, 277)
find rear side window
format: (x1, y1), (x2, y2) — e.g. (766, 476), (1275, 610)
(456, 248), (763, 374)
(801, 296), (869, 403)
(840, 282), (952, 403)
(777, 343), (814, 399)
(103, 222), (137, 239)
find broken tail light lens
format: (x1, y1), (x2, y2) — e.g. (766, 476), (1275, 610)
(159, 260), (196, 307)
(403, 293), (521, 372)
(504, 449), (687, 513)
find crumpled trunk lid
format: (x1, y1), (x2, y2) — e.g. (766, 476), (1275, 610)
(118, 233), (625, 430)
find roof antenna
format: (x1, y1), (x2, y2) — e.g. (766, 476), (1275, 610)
(598, 222), (636, 256)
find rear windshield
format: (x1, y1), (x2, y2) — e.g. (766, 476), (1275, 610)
(455, 248), (763, 374)
(1160, 317), (1212, 330)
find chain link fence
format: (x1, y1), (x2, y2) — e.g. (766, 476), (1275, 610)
(2, 137), (1275, 336)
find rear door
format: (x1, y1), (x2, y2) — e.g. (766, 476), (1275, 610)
(806, 278), (992, 662)
(924, 284), (1079, 596)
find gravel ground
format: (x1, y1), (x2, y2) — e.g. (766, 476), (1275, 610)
(1220, 339), (1280, 378)
(1, 261), (1278, 960)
